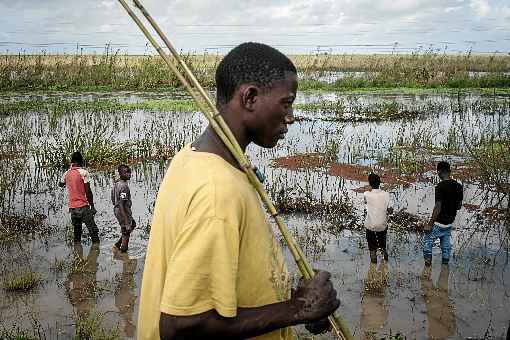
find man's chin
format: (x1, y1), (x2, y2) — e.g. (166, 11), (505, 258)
(254, 139), (279, 149)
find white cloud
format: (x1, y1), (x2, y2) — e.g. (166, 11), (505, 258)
(444, 6), (462, 12)
(99, 1), (115, 9)
(470, 0), (490, 17)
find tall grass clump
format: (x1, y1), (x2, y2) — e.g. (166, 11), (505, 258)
(75, 311), (119, 340)
(34, 128), (135, 169)
(2, 271), (40, 291)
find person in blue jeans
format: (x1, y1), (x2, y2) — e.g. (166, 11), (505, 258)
(424, 161), (463, 266)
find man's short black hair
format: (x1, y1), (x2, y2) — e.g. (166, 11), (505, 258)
(437, 161), (451, 173)
(215, 42), (297, 105)
(71, 151), (83, 166)
(117, 164), (130, 173)
(368, 173), (381, 189)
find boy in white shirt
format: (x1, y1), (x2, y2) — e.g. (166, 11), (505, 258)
(363, 173), (392, 263)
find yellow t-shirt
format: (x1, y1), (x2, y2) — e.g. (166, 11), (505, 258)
(137, 144), (292, 340)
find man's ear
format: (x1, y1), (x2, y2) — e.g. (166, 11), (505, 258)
(240, 85), (259, 111)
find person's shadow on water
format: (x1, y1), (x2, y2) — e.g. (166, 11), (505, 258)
(65, 243), (100, 318)
(360, 262), (389, 338)
(113, 251), (138, 338)
(421, 264), (456, 340)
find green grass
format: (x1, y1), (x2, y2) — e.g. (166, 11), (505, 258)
(298, 73), (510, 91)
(1, 52), (509, 91)
(0, 98), (198, 117)
(295, 98), (437, 122)
(300, 87), (510, 95)
(0, 213), (50, 241)
(75, 311), (119, 340)
(0, 326), (39, 340)
(3, 271), (40, 291)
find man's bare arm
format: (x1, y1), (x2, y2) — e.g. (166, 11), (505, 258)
(161, 300), (300, 340)
(160, 271), (339, 340)
(427, 201), (442, 229)
(84, 183), (94, 208)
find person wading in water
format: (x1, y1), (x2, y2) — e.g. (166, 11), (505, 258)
(137, 42), (340, 340)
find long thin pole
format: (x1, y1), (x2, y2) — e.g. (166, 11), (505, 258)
(117, 1), (353, 339)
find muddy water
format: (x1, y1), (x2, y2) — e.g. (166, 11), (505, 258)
(0, 91), (509, 339)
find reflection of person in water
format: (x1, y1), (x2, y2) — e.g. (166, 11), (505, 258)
(360, 262), (388, 337)
(114, 252), (137, 338)
(421, 264), (456, 339)
(65, 243), (99, 317)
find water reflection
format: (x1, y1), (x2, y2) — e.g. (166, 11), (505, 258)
(360, 262), (388, 338)
(65, 243), (99, 317)
(114, 251), (137, 338)
(421, 264), (456, 339)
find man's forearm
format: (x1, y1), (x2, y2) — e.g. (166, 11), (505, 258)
(85, 185), (94, 207)
(429, 202), (441, 224)
(160, 300), (302, 340)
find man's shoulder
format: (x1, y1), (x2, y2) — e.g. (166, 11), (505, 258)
(163, 147), (251, 202)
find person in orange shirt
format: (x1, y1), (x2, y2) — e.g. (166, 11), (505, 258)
(59, 151), (99, 243)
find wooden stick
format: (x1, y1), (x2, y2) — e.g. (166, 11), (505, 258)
(117, 1), (353, 338)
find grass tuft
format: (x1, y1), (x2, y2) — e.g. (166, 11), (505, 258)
(75, 311), (120, 340)
(3, 271), (40, 291)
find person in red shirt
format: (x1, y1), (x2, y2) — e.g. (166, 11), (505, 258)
(58, 151), (99, 243)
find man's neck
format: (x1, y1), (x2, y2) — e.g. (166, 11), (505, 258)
(193, 115), (249, 170)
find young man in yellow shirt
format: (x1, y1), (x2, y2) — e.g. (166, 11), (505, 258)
(138, 42), (340, 340)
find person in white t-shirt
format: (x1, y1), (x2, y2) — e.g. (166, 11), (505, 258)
(363, 173), (392, 264)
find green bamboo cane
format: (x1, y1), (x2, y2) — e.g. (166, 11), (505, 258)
(117, 1), (353, 339)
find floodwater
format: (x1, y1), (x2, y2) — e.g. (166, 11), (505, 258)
(0, 90), (509, 339)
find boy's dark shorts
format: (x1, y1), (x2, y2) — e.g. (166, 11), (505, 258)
(366, 228), (387, 251)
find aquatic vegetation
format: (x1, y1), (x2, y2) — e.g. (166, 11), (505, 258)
(388, 209), (426, 233)
(0, 213), (49, 241)
(291, 221), (331, 261)
(1, 51), (509, 91)
(52, 257), (66, 272)
(75, 311), (120, 340)
(0, 98), (197, 117)
(2, 270), (40, 291)
(0, 325), (39, 340)
(295, 98), (426, 122)
(35, 131), (135, 169)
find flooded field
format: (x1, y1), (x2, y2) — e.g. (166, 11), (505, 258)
(0, 89), (509, 339)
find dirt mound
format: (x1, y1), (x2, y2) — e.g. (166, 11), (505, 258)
(271, 153), (331, 171)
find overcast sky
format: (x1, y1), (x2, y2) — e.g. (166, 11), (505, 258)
(1, 0), (509, 55)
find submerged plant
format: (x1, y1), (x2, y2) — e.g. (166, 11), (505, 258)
(2, 271), (40, 291)
(75, 311), (119, 340)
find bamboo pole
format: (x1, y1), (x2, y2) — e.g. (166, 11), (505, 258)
(117, 1), (353, 339)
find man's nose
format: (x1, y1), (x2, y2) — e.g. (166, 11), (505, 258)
(284, 109), (295, 125)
